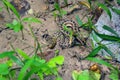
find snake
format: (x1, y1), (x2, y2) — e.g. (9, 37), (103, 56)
(42, 19), (89, 49)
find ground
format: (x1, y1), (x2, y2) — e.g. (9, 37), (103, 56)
(0, 0), (118, 80)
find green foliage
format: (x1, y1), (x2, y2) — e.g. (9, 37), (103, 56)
(2, 0), (20, 19)
(2, 0), (41, 33)
(117, 0), (120, 5)
(6, 19), (23, 32)
(22, 17), (42, 23)
(103, 25), (119, 37)
(72, 70), (100, 80)
(94, 31), (120, 43)
(64, 0), (68, 6)
(86, 45), (103, 57)
(53, 3), (67, 18)
(111, 7), (120, 15)
(0, 8), (2, 11)
(109, 68), (119, 80)
(75, 15), (83, 27)
(0, 50), (64, 80)
(98, 3), (112, 19)
(0, 63), (9, 75)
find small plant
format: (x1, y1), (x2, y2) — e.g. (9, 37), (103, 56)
(53, 2), (67, 20)
(0, 49), (64, 80)
(2, 0), (41, 39)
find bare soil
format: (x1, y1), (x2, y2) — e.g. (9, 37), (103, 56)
(0, 0), (118, 80)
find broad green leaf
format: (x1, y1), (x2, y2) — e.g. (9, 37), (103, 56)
(73, 70), (101, 80)
(47, 56), (64, 68)
(0, 63), (9, 75)
(109, 68), (119, 80)
(2, 0), (20, 19)
(9, 55), (23, 66)
(0, 51), (15, 58)
(0, 51), (23, 66)
(6, 19), (23, 32)
(0, 77), (7, 80)
(103, 25), (119, 37)
(95, 31), (120, 43)
(111, 7), (120, 15)
(85, 57), (113, 68)
(22, 17), (42, 23)
(98, 3), (112, 19)
(16, 49), (30, 59)
(38, 72), (44, 80)
(18, 59), (34, 80)
(72, 70), (100, 80)
(75, 15), (83, 27)
(86, 45), (102, 57)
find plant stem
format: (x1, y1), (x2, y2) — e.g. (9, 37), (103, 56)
(28, 24), (44, 58)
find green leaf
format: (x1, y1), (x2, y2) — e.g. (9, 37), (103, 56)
(18, 59), (34, 80)
(0, 7), (3, 12)
(56, 76), (63, 80)
(98, 3), (112, 19)
(22, 17), (42, 23)
(102, 45), (114, 58)
(9, 55), (24, 66)
(0, 63), (9, 75)
(54, 3), (60, 11)
(91, 31), (100, 43)
(109, 68), (119, 80)
(103, 25), (119, 37)
(85, 57), (113, 68)
(2, 0), (20, 19)
(95, 31), (120, 43)
(86, 45), (102, 57)
(0, 51), (15, 58)
(47, 56), (64, 68)
(60, 10), (67, 16)
(75, 15), (83, 27)
(6, 19), (23, 32)
(111, 7), (120, 15)
(16, 49), (30, 60)
(0, 51), (23, 66)
(72, 70), (90, 80)
(117, 0), (120, 5)
(0, 77), (7, 80)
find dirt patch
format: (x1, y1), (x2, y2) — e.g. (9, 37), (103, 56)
(0, 0), (118, 80)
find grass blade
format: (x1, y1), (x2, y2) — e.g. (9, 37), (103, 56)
(103, 25), (119, 37)
(102, 45), (114, 58)
(75, 15), (83, 27)
(111, 7), (120, 15)
(9, 55), (24, 66)
(86, 45), (102, 57)
(98, 3), (112, 19)
(2, 0), (20, 19)
(22, 17), (42, 23)
(95, 31), (120, 43)
(18, 59), (34, 80)
(16, 49), (30, 60)
(0, 51), (15, 58)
